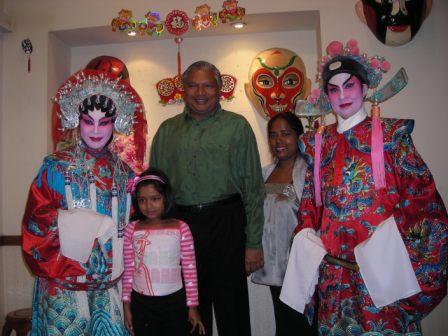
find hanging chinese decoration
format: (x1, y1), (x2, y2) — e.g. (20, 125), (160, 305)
(154, 10), (189, 105)
(111, 2), (243, 106)
(111, 9), (164, 36)
(219, 0), (245, 23)
(110, 1), (246, 37)
(192, 4), (218, 31)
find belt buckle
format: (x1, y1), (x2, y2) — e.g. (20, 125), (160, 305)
(195, 203), (204, 213)
(189, 203), (204, 213)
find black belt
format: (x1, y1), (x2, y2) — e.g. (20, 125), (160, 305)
(176, 194), (241, 213)
(324, 254), (359, 272)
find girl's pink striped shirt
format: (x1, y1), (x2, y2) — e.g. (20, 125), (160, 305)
(121, 220), (199, 307)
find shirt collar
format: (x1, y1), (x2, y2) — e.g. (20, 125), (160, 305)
(337, 106), (367, 133)
(183, 104), (222, 123)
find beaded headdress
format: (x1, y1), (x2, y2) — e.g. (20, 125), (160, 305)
(53, 69), (144, 135)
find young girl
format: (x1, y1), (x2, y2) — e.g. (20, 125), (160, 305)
(122, 168), (205, 335)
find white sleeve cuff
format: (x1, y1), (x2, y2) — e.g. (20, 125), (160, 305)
(354, 215), (421, 308)
(280, 228), (327, 313)
(58, 208), (108, 263)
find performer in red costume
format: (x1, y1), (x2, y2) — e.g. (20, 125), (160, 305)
(281, 40), (448, 335)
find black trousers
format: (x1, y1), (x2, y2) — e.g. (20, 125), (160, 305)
(270, 286), (317, 336)
(130, 289), (190, 336)
(173, 198), (251, 336)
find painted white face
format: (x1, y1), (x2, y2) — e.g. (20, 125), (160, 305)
(327, 73), (367, 119)
(79, 108), (114, 150)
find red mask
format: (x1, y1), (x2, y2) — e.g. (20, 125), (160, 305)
(245, 48), (310, 119)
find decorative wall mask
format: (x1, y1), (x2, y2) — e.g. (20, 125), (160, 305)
(245, 48), (310, 119)
(355, 0), (432, 46)
(85, 55), (130, 82)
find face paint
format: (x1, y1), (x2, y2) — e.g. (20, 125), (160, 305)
(357, 0), (431, 46)
(246, 48), (310, 119)
(327, 73), (366, 119)
(80, 108), (114, 149)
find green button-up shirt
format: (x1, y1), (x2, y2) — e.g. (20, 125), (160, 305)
(150, 105), (265, 248)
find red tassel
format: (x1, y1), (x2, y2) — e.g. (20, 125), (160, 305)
(314, 126), (325, 206)
(371, 104), (386, 190)
(175, 37), (183, 77)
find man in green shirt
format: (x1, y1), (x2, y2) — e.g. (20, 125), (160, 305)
(150, 61), (265, 336)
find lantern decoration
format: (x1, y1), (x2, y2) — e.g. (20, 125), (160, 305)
(192, 4), (218, 31)
(21, 38), (33, 73)
(219, 0), (245, 23)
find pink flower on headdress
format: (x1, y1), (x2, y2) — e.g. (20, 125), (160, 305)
(326, 41), (343, 57)
(370, 58), (380, 69)
(307, 88), (320, 105)
(346, 39), (360, 55)
(350, 46), (360, 55)
(346, 39), (358, 49)
(380, 60), (391, 72)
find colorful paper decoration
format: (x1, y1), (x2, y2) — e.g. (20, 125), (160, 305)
(144, 11), (164, 36)
(111, 9), (164, 36)
(165, 9), (190, 36)
(220, 74), (237, 100)
(21, 38), (33, 73)
(192, 4), (218, 31)
(219, 0), (245, 23)
(156, 75), (185, 105)
(156, 74), (237, 105)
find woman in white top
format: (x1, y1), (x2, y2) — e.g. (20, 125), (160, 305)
(252, 112), (316, 335)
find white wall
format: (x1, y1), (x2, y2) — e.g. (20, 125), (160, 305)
(1, 0), (447, 334)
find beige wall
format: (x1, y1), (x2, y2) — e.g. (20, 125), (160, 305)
(0, 28), (4, 326)
(1, 0), (447, 334)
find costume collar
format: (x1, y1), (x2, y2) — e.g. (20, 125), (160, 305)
(337, 106), (367, 133)
(183, 104), (222, 123)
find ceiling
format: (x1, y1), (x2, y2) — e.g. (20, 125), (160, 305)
(52, 11), (320, 47)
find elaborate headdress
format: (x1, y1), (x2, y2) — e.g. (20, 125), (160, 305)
(53, 69), (142, 134)
(305, 40), (393, 206)
(51, 69), (147, 171)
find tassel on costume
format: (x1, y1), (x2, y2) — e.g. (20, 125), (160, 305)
(314, 125), (325, 206)
(371, 103), (386, 190)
